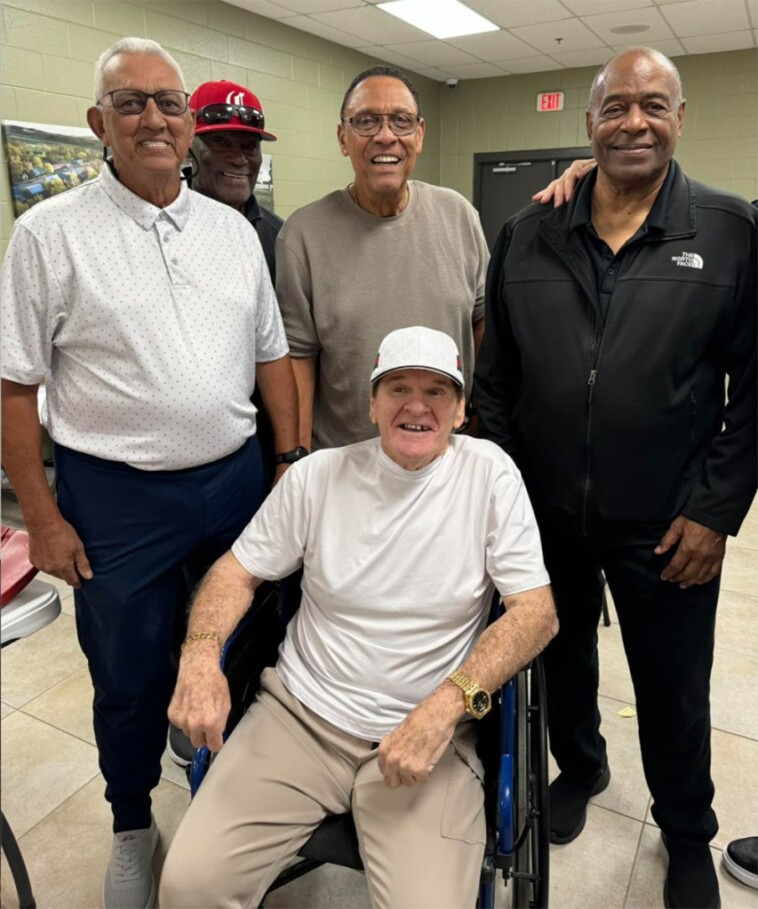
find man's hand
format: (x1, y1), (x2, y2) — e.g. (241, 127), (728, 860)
(377, 686), (462, 789)
(27, 516), (93, 588)
(532, 158), (596, 207)
(168, 643), (231, 753)
(655, 516), (727, 589)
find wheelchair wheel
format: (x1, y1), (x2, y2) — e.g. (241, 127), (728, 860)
(509, 659), (549, 908)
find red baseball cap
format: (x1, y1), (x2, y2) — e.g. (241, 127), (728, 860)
(189, 80), (277, 141)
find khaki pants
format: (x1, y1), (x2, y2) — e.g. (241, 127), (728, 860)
(160, 668), (486, 909)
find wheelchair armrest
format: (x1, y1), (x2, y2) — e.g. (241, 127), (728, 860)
(497, 676), (517, 855)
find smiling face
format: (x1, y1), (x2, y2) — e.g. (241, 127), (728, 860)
(338, 76), (424, 216)
(86, 52), (194, 204)
(369, 369), (465, 471)
(587, 51), (684, 191)
(191, 131), (262, 209)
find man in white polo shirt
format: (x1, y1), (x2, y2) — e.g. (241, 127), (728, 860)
(160, 327), (557, 909)
(0, 37), (299, 909)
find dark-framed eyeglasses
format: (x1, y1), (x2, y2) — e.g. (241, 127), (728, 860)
(98, 89), (190, 116)
(341, 112), (421, 137)
(195, 104), (265, 130)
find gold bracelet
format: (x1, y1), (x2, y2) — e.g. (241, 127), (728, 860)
(181, 631), (224, 653)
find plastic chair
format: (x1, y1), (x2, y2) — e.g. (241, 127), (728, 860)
(188, 594), (550, 908)
(1, 526), (62, 908)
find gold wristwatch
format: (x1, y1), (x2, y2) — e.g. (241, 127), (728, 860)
(446, 670), (492, 719)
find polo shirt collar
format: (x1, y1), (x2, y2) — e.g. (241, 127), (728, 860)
(569, 161), (676, 235)
(99, 161), (191, 231)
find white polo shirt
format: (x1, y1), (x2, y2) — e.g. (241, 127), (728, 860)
(1, 165), (288, 470)
(232, 435), (550, 740)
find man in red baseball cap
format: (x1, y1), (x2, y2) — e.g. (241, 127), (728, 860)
(189, 80), (281, 280)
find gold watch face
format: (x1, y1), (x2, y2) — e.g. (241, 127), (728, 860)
(470, 689), (491, 717)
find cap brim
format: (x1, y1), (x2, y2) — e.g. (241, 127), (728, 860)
(194, 121), (277, 141)
(371, 365), (463, 387)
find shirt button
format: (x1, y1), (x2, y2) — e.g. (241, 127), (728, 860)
(163, 235), (171, 243)
(608, 268), (614, 275)
(172, 258), (178, 265)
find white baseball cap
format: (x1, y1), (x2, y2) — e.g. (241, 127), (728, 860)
(370, 326), (464, 387)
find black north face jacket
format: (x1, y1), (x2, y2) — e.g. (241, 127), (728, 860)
(475, 161), (757, 536)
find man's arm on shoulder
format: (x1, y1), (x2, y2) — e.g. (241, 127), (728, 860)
(378, 585), (557, 789)
(256, 354), (300, 483)
(168, 551), (264, 752)
(1, 379), (92, 587)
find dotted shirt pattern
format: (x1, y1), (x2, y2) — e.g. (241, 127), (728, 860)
(1, 165), (288, 470)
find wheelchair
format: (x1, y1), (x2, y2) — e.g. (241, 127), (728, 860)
(187, 585), (550, 908)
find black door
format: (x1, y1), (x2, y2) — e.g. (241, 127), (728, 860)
(474, 146), (591, 249)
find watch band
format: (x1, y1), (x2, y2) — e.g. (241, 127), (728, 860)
(274, 446), (309, 466)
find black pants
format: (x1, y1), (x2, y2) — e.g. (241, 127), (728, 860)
(539, 518), (719, 845)
(55, 436), (267, 833)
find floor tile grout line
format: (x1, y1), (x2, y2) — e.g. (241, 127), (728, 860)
(13, 706), (98, 750)
(622, 805), (650, 909)
(1, 660), (89, 713)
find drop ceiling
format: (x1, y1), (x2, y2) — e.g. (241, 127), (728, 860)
(224, 0), (758, 81)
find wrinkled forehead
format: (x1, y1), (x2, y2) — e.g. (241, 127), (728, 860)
(345, 76), (418, 115)
(597, 53), (679, 103)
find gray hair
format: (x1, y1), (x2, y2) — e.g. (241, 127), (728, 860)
(94, 37), (186, 101)
(587, 46), (683, 115)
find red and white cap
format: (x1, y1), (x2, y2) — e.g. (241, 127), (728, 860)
(189, 79), (277, 141)
(371, 326), (464, 387)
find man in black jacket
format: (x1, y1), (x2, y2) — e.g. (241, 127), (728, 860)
(475, 46), (756, 909)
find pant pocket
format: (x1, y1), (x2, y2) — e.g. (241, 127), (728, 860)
(440, 729), (486, 846)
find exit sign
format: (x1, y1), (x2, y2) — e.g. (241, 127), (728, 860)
(536, 92), (564, 112)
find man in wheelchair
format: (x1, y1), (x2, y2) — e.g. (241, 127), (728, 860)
(160, 327), (557, 909)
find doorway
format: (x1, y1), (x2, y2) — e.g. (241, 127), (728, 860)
(473, 146), (591, 250)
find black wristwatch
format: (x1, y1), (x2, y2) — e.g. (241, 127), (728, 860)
(274, 446), (309, 466)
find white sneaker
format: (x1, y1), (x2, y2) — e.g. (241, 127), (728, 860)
(103, 815), (159, 909)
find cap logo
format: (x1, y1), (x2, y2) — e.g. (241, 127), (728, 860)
(225, 90), (245, 106)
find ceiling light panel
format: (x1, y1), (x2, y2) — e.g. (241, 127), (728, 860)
(377, 0), (499, 39)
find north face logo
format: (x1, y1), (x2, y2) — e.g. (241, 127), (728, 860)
(671, 252), (704, 269)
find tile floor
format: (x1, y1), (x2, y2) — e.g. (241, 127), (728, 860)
(2, 501), (757, 909)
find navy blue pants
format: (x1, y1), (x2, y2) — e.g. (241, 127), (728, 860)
(55, 437), (267, 832)
(539, 518), (719, 845)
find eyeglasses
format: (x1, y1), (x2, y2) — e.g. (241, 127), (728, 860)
(98, 90), (190, 116)
(341, 112), (421, 137)
(195, 104), (266, 130)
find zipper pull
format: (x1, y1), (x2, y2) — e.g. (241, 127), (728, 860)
(588, 369), (597, 386)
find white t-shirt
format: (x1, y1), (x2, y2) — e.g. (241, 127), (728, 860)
(232, 435), (550, 740)
(1, 165), (288, 470)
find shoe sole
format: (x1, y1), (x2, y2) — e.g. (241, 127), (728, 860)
(722, 849), (758, 890)
(549, 765), (611, 845)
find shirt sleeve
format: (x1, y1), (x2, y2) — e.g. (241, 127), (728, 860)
(232, 462), (308, 580)
(275, 223), (321, 359)
(1, 221), (64, 385)
(485, 460), (551, 596)
(469, 201), (489, 325)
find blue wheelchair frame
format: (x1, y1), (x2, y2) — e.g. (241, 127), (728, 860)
(189, 593), (549, 909)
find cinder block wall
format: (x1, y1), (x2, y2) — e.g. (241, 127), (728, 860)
(2, 0), (756, 256)
(440, 49), (757, 203)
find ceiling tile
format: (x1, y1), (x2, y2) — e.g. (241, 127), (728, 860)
(748, 0), (758, 27)
(563, 0), (653, 14)
(580, 6), (674, 42)
(412, 66), (451, 81)
(610, 37), (687, 56)
(314, 5), (430, 43)
(497, 55), (566, 73)
(511, 17), (608, 53)
(444, 61), (510, 78)
(445, 29), (542, 61)
(391, 40), (482, 66)
(223, 0), (297, 19)
(271, 0), (364, 12)
(354, 44), (434, 72)
(549, 46), (616, 67)
(279, 13), (365, 45)
(466, 0), (573, 28)
(681, 29), (756, 53)
(657, 0), (751, 36)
